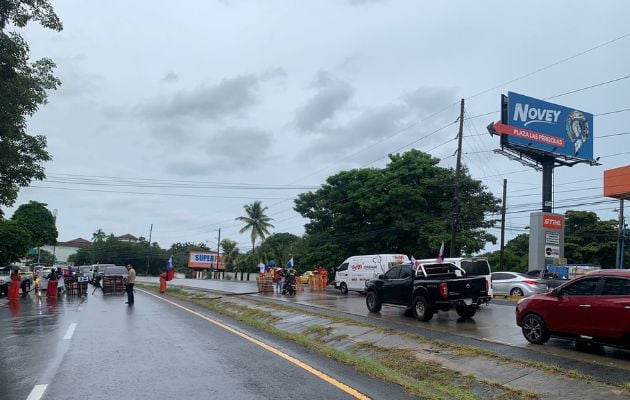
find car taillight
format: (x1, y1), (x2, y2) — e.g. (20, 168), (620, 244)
(439, 282), (448, 299)
(523, 280), (539, 285)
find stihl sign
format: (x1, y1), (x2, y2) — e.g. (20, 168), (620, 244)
(543, 215), (563, 229)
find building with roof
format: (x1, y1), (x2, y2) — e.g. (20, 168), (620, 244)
(41, 238), (91, 264)
(117, 234), (139, 243)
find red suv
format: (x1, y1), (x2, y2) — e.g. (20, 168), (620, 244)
(515, 270), (630, 348)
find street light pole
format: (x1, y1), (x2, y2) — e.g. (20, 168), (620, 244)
(146, 223), (153, 275)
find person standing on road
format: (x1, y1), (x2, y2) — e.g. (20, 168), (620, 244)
(47, 269), (58, 298)
(125, 264), (136, 305)
(8, 268), (20, 300)
(159, 268), (167, 294)
(273, 269), (282, 293)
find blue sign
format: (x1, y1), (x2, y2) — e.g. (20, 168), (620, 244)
(505, 92), (594, 161)
(194, 254), (215, 262)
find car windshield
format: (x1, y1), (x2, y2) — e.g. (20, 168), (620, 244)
(460, 260), (490, 276)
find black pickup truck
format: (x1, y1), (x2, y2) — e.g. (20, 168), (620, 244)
(365, 262), (488, 321)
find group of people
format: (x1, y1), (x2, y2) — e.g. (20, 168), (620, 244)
(272, 268), (297, 294)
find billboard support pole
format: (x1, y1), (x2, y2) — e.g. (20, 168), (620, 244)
(542, 158), (554, 213)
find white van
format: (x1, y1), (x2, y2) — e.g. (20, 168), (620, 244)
(417, 257), (493, 302)
(334, 254), (409, 294)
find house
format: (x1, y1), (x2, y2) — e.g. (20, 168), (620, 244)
(117, 234), (139, 243)
(41, 238), (91, 264)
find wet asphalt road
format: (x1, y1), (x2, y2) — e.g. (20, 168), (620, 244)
(0, 290), (418, 400)
(137, 277), (630, 373)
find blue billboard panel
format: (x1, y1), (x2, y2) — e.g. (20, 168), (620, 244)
(506, 92), (594, 161)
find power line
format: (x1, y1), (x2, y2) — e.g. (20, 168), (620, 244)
(465, 33), (630, 100)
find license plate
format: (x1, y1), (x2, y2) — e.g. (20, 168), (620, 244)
(463, 298), (473, 305)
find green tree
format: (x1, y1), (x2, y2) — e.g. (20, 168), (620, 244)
(167, 242), (210, 277)
(11, 200), (57, 247)
(0, 220), (31, 264)
(69, 233), (168, 275)
(259, 232), (301, 268)
(236, 252), (261, 273)
(220, 239), (239, 272)
(294, 150), (500, 266)
(0, 1), (62, 217)
(564, 210), (617, 267)
(236, 201), (275, 252)
(92, 228), (106, 243)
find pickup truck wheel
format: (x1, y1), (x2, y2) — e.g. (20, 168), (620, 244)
(340, 283), (348, 295)
(521, 314), (550, 345)
(366, 291), (382, 313)
(412, 296), (433, 322)
(455, 305), (476, 319)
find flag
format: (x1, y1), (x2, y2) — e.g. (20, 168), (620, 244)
(287, 257), (294, 270)
(166, 256), (174, 281)
(436, 242), (445, 263)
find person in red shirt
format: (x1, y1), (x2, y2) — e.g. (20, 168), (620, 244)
(8, 269), (20, 300)
(47, 270), (58, 298)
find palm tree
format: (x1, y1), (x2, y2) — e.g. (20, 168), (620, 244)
(235, 201), (274, 252)
(220, 239), (240, 272)
(92, 228), (106, 243)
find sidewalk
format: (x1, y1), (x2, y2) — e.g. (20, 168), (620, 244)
(141, 281), (629, 400)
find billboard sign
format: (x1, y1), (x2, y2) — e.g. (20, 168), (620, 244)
(495, 92), (594, 161)
(188, 251), (224, 270)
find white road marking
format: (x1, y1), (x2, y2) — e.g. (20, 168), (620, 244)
(63, 323), (77, 340)
(26, 384), (48, 400)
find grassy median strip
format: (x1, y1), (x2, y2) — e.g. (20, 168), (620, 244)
(239, 297), (617, 389)
(141, 284), (544, 400)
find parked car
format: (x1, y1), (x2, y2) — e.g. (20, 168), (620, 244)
(515, 269), (630, 349)
(491, 272), (548, 297)
(0, 266), (34, 294)
(365, 262), (488, 321)
(299, 271), (314, 284)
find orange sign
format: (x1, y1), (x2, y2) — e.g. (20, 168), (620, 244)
(604, 165), (630, 199)
(543, 215), (563, 230)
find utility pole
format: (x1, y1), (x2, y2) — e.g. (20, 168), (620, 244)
(146, 223), (153, 275)
(450, 98), (465, 257)
(52, 209), (58, 264)
(215, 228), (221, 279)
(616, 200), (624, 269)
(499, 179), (507, 271)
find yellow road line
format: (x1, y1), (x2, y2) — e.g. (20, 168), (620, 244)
(139, 289), (370, 400)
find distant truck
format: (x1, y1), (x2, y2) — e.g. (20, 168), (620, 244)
(365, 261), (488, 321)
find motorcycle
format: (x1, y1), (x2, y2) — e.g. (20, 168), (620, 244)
(281, 274), (296, 296)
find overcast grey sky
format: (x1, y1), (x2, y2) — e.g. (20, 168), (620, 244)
(9, 0), (630, 254)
